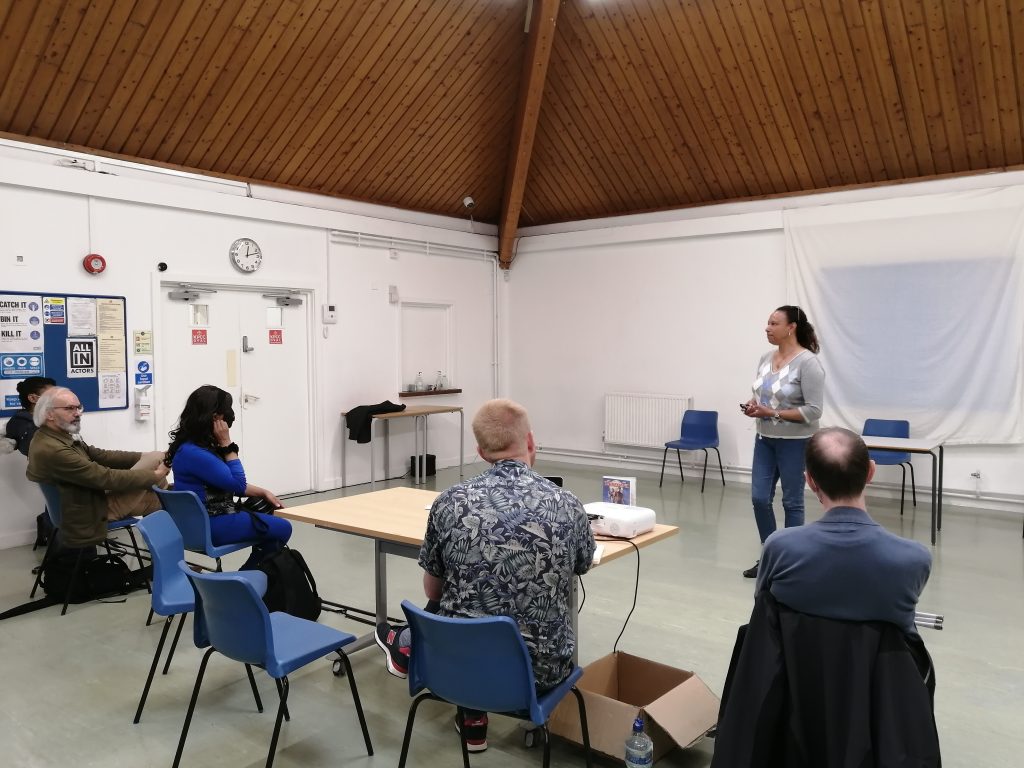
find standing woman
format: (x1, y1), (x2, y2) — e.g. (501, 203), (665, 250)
(740, 306), (824, 578)
(166, 385), (291, 569)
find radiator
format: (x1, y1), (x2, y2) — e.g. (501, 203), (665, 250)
(604, 393), (693, 448)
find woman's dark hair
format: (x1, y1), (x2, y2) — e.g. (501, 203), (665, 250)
(776, 305), (820, 353)
(17, 377), (56, 410)
(165, 385), (235, 465)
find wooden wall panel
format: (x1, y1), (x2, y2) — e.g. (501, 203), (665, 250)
(0, 0), (1021, 229)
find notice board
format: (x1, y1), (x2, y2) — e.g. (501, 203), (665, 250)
(0, 291), (129, 417)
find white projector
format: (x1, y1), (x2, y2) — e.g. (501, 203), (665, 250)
(584, 502), (657, 539)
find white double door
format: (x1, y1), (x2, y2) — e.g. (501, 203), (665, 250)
(160, 287), (313, 496)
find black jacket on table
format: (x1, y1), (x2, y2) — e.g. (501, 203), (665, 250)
(344, 401), (406, 444)
(711, 592), (940, 768)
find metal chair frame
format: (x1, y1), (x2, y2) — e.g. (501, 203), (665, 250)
(659, 410), (725, 492)
(30, 482), (148, 615)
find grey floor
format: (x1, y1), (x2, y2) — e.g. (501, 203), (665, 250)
(0, 459), (1021, 768)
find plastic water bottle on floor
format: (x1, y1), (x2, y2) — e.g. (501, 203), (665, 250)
(624, 715), (653, 766)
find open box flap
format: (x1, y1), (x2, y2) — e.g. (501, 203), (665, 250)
(644, 674), (720, 748)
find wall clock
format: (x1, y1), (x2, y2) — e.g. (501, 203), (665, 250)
(229, 238), (263, 273)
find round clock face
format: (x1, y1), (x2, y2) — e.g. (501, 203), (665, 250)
(229, 238), (262, 272)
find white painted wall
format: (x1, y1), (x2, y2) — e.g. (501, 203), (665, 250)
(4, 136), (1023, 553)
(507, 175), (1024, 515)
(325, 242), (496, 487)
(505, 227), (784, 470)
(0, 147), (497, 548)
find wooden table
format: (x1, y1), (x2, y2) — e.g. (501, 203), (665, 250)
(341, 405), (464, 489)
(279, 487), (679, 656)
(862, 436), (944, 545)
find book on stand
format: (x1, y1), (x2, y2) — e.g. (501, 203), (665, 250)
(602, 475), (637, 505)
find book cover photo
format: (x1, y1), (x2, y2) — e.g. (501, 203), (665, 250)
(602, 476), (637, 505)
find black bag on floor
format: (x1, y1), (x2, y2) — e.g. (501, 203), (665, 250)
(257, 548), (321, 621)
(42, 552), (132, 603)
(35, 512), (54, 548)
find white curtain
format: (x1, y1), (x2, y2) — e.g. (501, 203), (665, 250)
(785, 187), (1024, 445)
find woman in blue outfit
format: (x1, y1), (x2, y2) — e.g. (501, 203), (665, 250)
(740, 306), (824, 578)
(166, 385), (291, 568)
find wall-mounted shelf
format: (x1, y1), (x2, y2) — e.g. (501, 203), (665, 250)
(399, 388), (462, 398)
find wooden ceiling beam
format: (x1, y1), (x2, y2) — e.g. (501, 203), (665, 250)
(498, 0), (560, 269)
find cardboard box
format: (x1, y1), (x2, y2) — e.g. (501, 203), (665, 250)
(549, 652), (719, 763)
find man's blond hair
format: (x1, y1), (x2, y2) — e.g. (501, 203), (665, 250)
(472, 399), (531, 458)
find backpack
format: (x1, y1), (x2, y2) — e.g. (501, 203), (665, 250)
(42, 552), (133, 603)
(35, 512), (55, 548)
(257, 548), (321, 621)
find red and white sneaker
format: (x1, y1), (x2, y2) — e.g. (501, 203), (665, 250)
(455, 713), (489, 752)
(374, 622), (410, 679)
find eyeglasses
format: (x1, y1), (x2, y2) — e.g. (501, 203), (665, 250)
(55, 405), (84, 413)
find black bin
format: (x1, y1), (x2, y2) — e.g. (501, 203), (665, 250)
(410, 453), (436, 477)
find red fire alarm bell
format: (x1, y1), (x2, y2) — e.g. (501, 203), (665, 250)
(83, 253), (107, 274)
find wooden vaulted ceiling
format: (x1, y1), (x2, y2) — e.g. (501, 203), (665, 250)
(1, 0), (1023, 267)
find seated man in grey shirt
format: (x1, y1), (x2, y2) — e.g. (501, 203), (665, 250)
(756, 427), (931, 635)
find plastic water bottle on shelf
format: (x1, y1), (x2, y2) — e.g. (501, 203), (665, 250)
(624, 715), (653, 767)
(434, 370), (444, 390)
(414, 371), (424, 391)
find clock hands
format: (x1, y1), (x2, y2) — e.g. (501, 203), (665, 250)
(230, 238), (261, 272)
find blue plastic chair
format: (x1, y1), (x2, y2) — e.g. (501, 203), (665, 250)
(659, 410), (725, 492)
(30, 481), (149, 615)
(397, 600), (593, 768)
(153, 486), (258, 571)
(863, 419), (916, 515)
(173, 564), (373, 768)
(134, 512), (266, 724)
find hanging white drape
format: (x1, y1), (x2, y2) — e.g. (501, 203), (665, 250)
(785, 187), (1024, 445)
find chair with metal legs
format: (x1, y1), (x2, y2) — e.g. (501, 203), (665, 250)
(659, 410), (725, 493)
(134, 511), (265, 724)
(173, 564), (373, 768)
(30, 481), (149, 615)
(153, 487), (258, 571)
(863, 419), (916, 515)
(134, 511), (192, 723)
(397, 600), (593, 768)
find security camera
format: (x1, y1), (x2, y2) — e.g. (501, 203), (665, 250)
(462, 196), (476, 210)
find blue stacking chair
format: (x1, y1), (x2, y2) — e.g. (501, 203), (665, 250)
(173, 564), (373, 768)
(397, 600), (593, 768)
(153, 486), (258, 571)
(659, 410), (725, 492)
(134, 512), (266, 724)
(30, 481), (149, 615)
(134, 512), (193, 723)
(863, 419), (916, 515)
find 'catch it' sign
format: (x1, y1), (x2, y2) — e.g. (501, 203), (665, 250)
(0, 294), (44, 352)
(67, 337), (97, 378)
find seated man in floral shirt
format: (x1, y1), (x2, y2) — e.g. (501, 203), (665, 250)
(376, 398), (596, 752)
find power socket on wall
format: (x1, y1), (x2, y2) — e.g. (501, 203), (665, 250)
(14, 254), (26, 266)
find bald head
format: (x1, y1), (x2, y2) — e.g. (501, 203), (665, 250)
(805, 427), (871, 500)
(472, 399), (534, 464)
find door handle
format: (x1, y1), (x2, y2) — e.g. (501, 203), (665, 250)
(242, 335), (255, 353)
(243, 394), (261, 406)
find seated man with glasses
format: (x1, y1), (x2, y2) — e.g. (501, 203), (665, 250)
(27, 387), (169, 548)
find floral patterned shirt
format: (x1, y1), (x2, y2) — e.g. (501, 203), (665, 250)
(418, 459), (596, 689)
